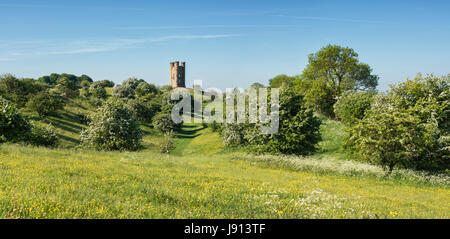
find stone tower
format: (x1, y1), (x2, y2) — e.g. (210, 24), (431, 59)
(170, 61), (185, 88)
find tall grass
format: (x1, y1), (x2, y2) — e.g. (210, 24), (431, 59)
(230, 154), (450, 188)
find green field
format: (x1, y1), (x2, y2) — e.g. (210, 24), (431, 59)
(0, 119), (449, 219)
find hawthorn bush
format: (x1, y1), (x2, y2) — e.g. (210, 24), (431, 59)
(220, 87), (321, 155)
(153, 113), (176, 135)
(29, 124), (59, 147)
(348, 75), (449, 172)
(1, 96), (59, 147)
(88, 82), (107, 99)
(221, 123), (247, 146)
(80, 99), (142, 151)
(0, 96), (32, 143)
(349, 100), (435, 173)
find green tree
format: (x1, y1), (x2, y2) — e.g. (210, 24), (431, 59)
(299, 45), (378, 117)
(269, 74), (296, 88)
(0, 74), (46, 107)
(98, 80), (115, 88)
(37, 75), (52, 85)
(48, 73), (60, 85)
(265, 86), (322, 155)
(26, 91), (65, 117)
(77, 74), (93, 85)
(55, 77), (78, 98)
(250, 82), (265, 89)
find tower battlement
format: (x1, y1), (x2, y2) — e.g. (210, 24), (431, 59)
(170, 61), (185, 88)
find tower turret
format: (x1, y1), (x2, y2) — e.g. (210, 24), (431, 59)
(170, 61), (185, 88)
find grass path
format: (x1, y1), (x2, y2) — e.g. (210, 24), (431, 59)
(170, 124), (205, 156)
(171, 124), (225, 156)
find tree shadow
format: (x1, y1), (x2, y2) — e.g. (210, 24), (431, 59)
(175, 125), (206, 138)
(57, 133), (80, 145)
(177, 133), (203, 139)
(44, 117), (83, 134)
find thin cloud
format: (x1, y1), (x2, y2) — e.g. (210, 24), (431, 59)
(272, 14), (395, 24)
(147, 34), (240, 42)
(0, 3), (144, 11)
(114, 24), (304, 30)
(1, 34), (239, 59)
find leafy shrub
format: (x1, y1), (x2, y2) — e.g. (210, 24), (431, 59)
(153, 113), (176, 135)
(221, 124), (246, 146)
(334, 90), (375, 125)
(0, 97), (32, 143)
(135, 81), (157, 98)
(126, 98), (155, 123)
(348, 74), (450, 172)
(28, 124), (59, 147)
(264, 87), (322, 155)
(388, 74), (449, 170)
(80, 99), (142, 151)
(389, 74), (449, 133)
(159, 136), (175, 153)
(88, 82), (107, 99)
(220, 87), (322, 155)
(348, 97), (439, 173)
(26, 91), (65, 117)
(122, 78), (140, 89)
(112, 84), (135, 99)
(0, 96), (58, 147)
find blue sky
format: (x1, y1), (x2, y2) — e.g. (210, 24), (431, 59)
(0, 0), (449, 90)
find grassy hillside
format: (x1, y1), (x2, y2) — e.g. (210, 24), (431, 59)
(1, 101), (448, 219)
(0, 141), (448, 219)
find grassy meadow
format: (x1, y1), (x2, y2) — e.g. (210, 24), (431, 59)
(0, 119), (449, 219)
